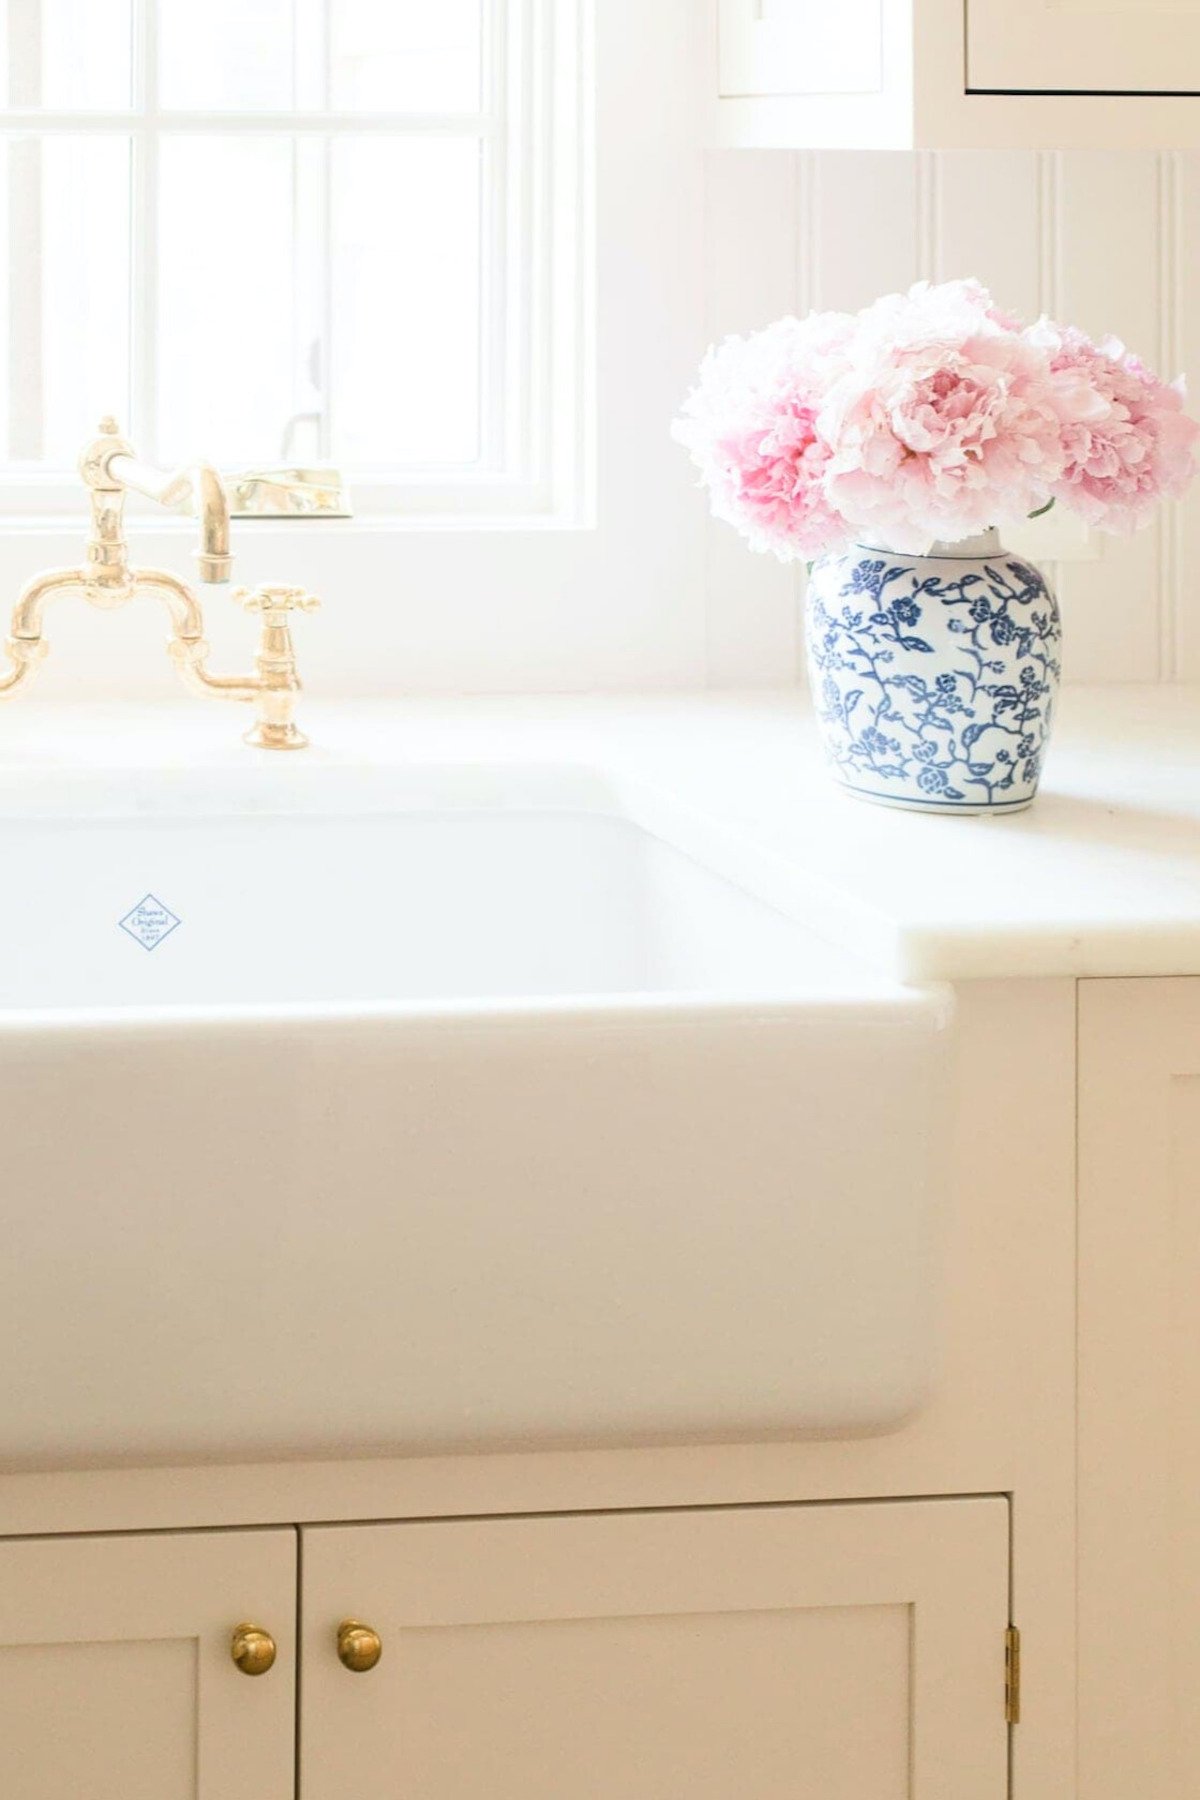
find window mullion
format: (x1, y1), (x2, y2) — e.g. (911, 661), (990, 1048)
(128, 0), (158, 456)
(0, 110), (497, 136)
(287, 136), (329, 467)
(478, 0), (507, 473)
(7, 0), (45, 461)
(319, 0), (333, 461)
(281, 0), (331, 464)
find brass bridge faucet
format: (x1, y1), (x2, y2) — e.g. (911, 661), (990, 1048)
(0, 418), (348, 750)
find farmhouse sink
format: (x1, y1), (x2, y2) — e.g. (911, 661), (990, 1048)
(0, 762), (949, 1467)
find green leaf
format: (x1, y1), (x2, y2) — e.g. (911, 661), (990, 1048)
(1026, 498), (1056, 521)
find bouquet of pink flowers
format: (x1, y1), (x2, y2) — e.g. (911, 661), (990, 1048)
(673, 279), (1199, 558)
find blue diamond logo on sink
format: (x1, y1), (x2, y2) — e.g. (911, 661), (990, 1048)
(119, 894), (182, 952)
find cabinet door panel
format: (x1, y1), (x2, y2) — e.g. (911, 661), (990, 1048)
(301, 1499), (1009, 1799)
(1079, 979), (1200, 1800)
(967, 0), (1200, 94)
(0, 1529), (295, 1800)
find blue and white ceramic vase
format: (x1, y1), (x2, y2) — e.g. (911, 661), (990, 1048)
(805, 529), (1062, 815)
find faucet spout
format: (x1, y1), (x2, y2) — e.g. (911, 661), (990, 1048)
(82, 418), (233, 585)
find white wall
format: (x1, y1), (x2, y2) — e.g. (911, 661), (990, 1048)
(707, 149), (1200, 689)
(3, 67), (1196, 699)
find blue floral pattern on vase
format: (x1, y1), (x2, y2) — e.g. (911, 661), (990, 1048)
(805, 535), (1062, 814)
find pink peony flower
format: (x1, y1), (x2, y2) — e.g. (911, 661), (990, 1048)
(1031, 322), (1200, 533)
(671, 311), (855, 561)
(674, 279), (1200, 560)
(817, 281), (1070, 553)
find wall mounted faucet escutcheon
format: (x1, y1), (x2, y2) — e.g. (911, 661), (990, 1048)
(0, 418), (346, 750)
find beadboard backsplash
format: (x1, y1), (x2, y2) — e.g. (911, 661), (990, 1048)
(704, 150), (1200, 688)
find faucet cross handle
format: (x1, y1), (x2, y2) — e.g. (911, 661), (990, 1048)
(231, 582), (319, 752)
(233, 583), (321, 615)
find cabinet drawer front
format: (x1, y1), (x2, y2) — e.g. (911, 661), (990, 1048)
(967, 0), (1200, 94)
(301, 1498), (1009, 1799)
(0, 1529), (295, 1800)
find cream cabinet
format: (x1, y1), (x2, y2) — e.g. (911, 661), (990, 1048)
(300, 1499), (1011, 1800)
(967, 1), (1200, 96)
(0, 1529), (296, 1800)
(0, 1500), (1012, 1798)
(715, 0), (1200, 149)
(1078, 979), (1200, 1800)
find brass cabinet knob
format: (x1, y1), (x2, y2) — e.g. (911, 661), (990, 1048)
(230, 1623), (277, 1676)
(337, 1619), (383, 1673)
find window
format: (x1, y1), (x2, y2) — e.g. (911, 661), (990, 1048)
(0, 0), (588, 520)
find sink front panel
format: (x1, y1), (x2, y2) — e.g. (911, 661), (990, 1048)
(0, 1000), (945, 1466)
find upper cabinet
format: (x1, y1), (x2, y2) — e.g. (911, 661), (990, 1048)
(967, 0), (1200, 97)
(715, 0), (1200, 150)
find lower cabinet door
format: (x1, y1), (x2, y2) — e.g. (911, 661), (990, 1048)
(0, 1528), (296, 1800)
(1078, 978), (1200, 1800)
(301, 1498), (1010, 1799)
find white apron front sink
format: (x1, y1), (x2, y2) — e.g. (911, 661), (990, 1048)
(0, 762), (949, 1467)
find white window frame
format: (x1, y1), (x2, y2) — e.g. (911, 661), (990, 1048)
(0, 0), (712, 701)
(0, 0), (591, 528)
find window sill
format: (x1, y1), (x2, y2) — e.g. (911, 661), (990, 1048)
(0, 508), (597, 540)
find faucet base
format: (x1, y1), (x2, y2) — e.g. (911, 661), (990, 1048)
(244, 720), (310, 752)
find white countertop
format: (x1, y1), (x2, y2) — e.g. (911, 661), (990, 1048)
(2, 684), (1198, 983)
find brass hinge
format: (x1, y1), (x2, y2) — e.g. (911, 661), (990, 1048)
(1005, 1626), (1022, 1725)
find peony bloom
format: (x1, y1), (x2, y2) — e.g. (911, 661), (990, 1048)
(1031, 322), (1200, 533)
(674, 279), (1199, 560)
(672, 311), (855, 561)
(816, 281), (1069, 553)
